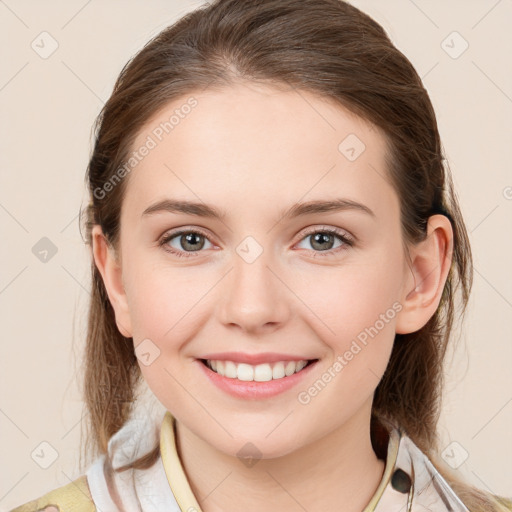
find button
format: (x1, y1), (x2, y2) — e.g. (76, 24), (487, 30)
(391, 468), (412, 493)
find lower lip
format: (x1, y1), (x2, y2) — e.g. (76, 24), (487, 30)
(196, 359), (319, 400)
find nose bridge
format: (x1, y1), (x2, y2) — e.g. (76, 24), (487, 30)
(219, 236), (289, 331)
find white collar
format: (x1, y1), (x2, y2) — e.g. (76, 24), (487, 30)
(86, 407), (469, 511)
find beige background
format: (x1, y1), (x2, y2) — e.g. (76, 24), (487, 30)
(1, 0), (511, 509)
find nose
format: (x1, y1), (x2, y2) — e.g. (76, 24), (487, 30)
(218, 249), (291, 334)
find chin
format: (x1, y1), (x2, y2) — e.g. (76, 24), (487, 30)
(214, 429), (304, 461)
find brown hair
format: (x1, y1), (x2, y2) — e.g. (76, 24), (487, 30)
(79, 1), (509, 510)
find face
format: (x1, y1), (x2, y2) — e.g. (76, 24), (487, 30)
(98, 81), (418, 459)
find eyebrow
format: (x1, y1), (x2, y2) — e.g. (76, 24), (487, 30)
(141, 198), (375, 221)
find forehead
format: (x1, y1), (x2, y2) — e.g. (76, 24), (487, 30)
(122, 81), (397, 224)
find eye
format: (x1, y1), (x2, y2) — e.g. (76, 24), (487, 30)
(295, 227), (354, 257)
(158, 226), (354, 259)
(158, 229), (214, 258)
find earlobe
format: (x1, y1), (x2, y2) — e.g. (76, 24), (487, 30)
(395, 215), (454, 335)
(91, 225), (133, 338)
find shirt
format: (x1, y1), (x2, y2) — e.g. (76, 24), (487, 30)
(10, 407), (512, 512)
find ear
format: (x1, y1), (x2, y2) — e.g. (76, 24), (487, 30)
(91, 225), (133, 338)
(395, 214), (454, 334)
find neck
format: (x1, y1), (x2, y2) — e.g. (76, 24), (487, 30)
(174, 399), (386, 512)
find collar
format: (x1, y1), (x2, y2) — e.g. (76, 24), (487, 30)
(86, 408), (470, 511)
(159, 411), (470, 511)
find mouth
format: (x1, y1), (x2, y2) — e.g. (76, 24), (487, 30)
(198, 358), (319, 382)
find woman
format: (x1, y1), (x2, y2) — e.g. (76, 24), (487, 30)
(11, 0), (511, 510)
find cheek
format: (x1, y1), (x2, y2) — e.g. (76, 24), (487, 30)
(294, 252), (404, 339)
(290, 251), (403, 393)
(294, 265), (400, 417)
(125, 264), (203, 408)
(124, 254), (208, 341)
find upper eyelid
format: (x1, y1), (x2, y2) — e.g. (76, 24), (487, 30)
(300, 225), (353, 239)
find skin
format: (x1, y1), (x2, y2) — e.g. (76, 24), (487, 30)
(92, 81), (453, 512)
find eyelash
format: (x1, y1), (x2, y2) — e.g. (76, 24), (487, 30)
(158, 226), (354, 259)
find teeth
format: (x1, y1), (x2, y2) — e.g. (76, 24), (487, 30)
(206, 359), (310, 382)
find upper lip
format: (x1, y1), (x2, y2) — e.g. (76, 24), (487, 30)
(199, 352), (317, 365)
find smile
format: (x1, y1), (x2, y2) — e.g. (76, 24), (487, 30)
(202, 359), (317, 382)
